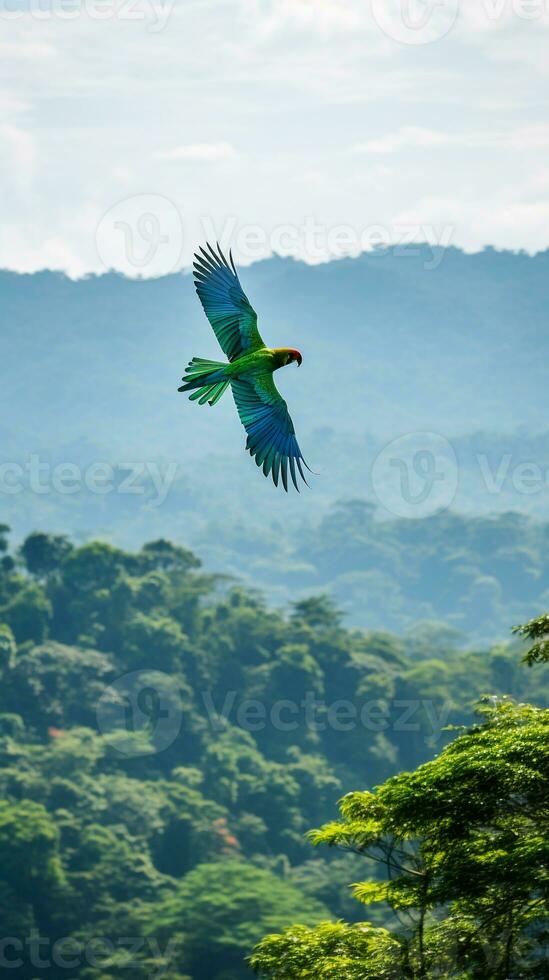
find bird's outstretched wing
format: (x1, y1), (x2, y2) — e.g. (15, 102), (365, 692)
(231, 373), (310, 491)
(193, 243), (265, 361)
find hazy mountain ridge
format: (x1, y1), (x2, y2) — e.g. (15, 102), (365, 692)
(2, 246), (549, 638)
(2, 246), (549, 461)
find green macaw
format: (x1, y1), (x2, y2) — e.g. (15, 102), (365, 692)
(178, 243), (311, 491)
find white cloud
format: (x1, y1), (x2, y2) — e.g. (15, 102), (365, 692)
(393, 195), (549, 254)
(354, 125), (549, 154)
(354, 127), (455, 154)
(243, 0), (549, 40)
(153, 142), (239, 162)
(0, 0), (549, 274)
(0, 123), (35, 191)
(243, 0), (365, 38)
(0, 226), (87, 278)
(0, 93), (30, 115)
(0, 40), (55, 60)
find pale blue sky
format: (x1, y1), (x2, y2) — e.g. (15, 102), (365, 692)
(1, 0), (548, 275)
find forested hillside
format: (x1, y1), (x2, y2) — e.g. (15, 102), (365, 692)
(0, 524), (547, 978)
(3, 498), (548, 641)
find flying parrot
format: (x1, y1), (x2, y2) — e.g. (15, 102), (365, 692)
(178, 243), (311, 491)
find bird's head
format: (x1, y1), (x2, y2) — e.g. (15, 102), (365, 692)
(285, 348), (303, 367)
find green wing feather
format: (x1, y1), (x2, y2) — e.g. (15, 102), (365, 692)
(231, 373), (310, 492)
(193, 243), (265, 361)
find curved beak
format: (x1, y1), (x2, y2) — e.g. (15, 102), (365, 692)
(296, 353), (302, 367)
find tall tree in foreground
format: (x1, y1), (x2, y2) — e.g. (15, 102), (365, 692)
(251, 695), (549, 979)
(513, 612), (549, 665)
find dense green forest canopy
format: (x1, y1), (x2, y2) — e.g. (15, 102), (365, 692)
(4, 502), (549, 642)
(0, 524), (547, 978)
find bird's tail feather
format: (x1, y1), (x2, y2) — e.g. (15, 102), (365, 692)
(178, 357), (230, 406)
(206, 380), (230, 406)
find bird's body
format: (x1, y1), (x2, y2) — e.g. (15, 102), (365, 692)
(178, 243), (310, 491)
(209, 347), (292, 379)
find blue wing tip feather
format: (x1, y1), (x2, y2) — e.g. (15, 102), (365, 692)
(245, 443), (311, 492)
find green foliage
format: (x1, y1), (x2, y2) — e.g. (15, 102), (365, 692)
(20, 532), (73, 579)
(153, 862), (329, 978)
(253, 702), (549, 979)
(0, 798), (67, 936)
(1, 577), (52, 643)
(0, 623), (17, 673)
(251, 921), (402, 979)
(513, 612), (549, 665)
(0, 526), (547, 979)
